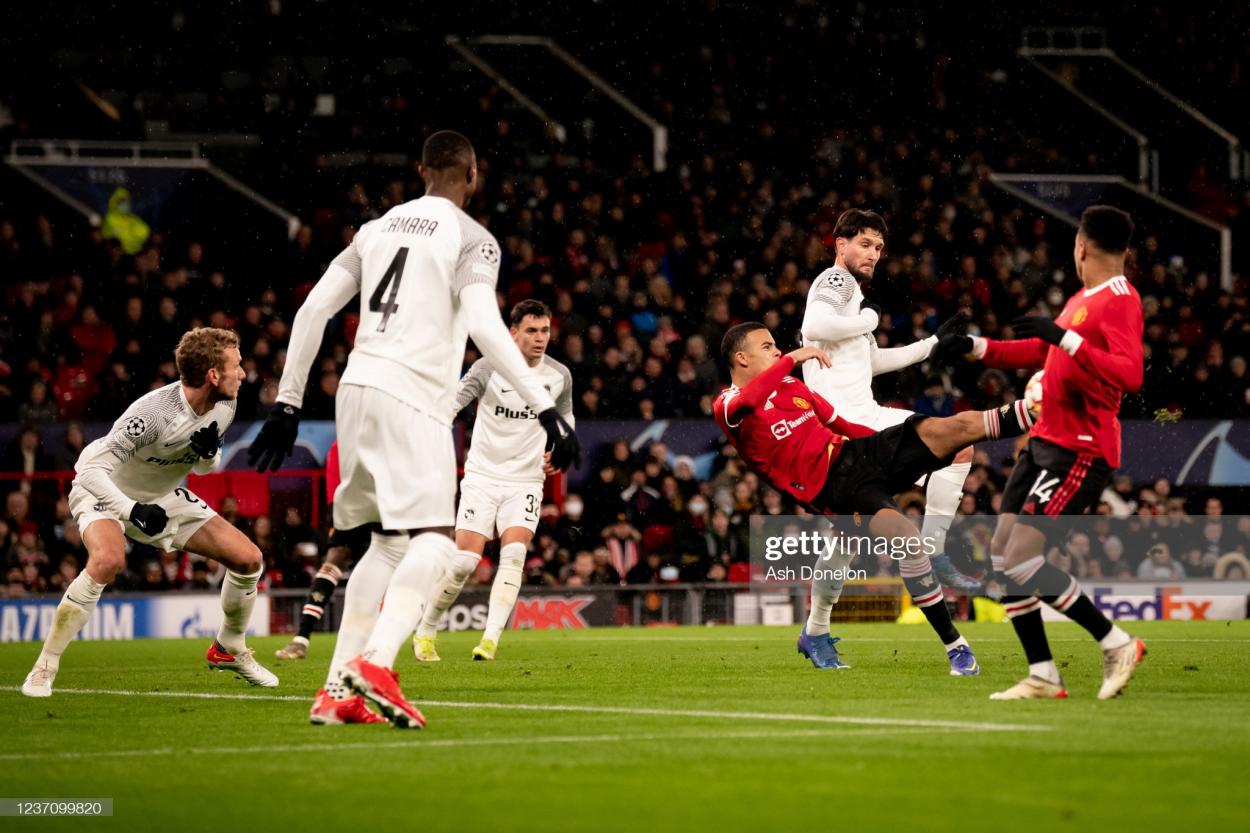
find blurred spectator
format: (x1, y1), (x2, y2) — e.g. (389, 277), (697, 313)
(1137, 544), (1186, 580)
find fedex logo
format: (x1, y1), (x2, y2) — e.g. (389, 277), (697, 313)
(1091, 586), (1212, 621)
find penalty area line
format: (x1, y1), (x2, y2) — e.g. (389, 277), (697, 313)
(1, 685), (1049, 733)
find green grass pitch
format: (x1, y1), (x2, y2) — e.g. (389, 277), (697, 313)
(3, 620), (1248, 832)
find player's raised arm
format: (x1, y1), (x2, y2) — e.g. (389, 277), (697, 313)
(869, 310), (967, 376)
(249, 239), (364, 472)
(1011, 298), (1144, 392)
(934, 329), (1049, 370)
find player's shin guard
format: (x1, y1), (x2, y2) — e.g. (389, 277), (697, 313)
(36, 571), (106, 669)
(415, 550), (482, 639)
(981, 401), (1035, 441)
(298, 563), (343, 640)
(483, 542), (527, 643)
(899, 555), (961, 646)
(325, 533), (406, 699)
(361, 533), (456, 669)
(216, 566), (261, 653)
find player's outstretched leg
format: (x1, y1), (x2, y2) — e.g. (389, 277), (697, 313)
(870, 509), (979, 676)
(188, 517), (278, 687)
(343, 531), (456, 728)
(413, 543), (484, 662)
(21, 520), (123, 697)
(312, 531), (406, 724)
(278, 547), (349, 660)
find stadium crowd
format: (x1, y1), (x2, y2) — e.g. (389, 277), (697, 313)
(2, 1), (1250, 596)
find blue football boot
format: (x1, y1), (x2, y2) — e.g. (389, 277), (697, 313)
(947, 643), (981, 676)
(797, 626), (850, 669)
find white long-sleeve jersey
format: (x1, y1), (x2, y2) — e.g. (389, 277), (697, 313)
(799, 265), (936, 421)
(71, 383), (232, 517)
(277, 195), (555, 425)
(457, 355), (575, 484)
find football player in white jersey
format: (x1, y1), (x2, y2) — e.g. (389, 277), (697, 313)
(797, 208), (978, 674)
(248, 130), (580, 728)
(22, 328), (278, 697)
(413, 299), (574, 662)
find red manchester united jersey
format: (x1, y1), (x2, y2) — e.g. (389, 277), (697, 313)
(980, 275), (1143, 467)
(713, 355), (874, 507)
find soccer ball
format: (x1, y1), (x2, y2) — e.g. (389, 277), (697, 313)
(1023, 370), (1044, 419)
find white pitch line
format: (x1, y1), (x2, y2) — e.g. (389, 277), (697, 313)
(1, 686), (1048, 733)
(0, 727), (936, 763)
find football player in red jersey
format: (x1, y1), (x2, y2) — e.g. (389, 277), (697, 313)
(715, 324), (1036, 674)
(935, 205), (1146, 700)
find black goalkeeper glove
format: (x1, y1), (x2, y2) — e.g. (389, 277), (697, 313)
(189, 421), (220, 459)
(248, 403), (301, 473)
(933, 334), (975, 365)
(538, 408), (582, 472)
(934, 310), (969, 340)
(130, 502), (169, 536)
(1011, 314), (1067, 346)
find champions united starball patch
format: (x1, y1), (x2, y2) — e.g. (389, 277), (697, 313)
(124, 417), (147, 438)
(480, 240), (500, 266)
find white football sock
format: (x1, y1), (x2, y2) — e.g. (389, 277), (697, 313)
(483, 542), (527, 643)
(216, 566), (261, 653)
(325, 532), (407, 699)
(415, 549), (482, 639)
(37, 571), (106, 667)
(1100, 625), (1132, 651)
(805, 536), (848, 637)
(920, 460), (971, 555)
(944, 636), (970, 652)
(361, 532), (456, 669)
(1029, 660), (1061, 684)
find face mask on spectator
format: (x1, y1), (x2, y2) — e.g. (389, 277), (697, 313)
(564, 500), (584, 518)
(689, 500), (708, 516)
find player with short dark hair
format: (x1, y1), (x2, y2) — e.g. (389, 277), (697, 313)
(934, 204), (1146, 700)
(714, 324), (1037, 674)
(412, 299), (574, 662)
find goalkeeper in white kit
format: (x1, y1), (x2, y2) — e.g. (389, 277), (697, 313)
(413, 298), (575, 662)
(797, 208), (980, 675)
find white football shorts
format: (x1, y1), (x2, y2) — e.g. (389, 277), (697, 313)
(332, 383), (456, 531)
(69, 483), (217, 552)
(455, 474), (543, 538)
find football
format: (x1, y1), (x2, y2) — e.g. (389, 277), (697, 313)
(1023, 370), (1044, 419)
